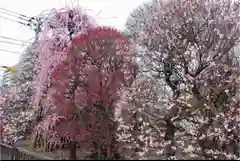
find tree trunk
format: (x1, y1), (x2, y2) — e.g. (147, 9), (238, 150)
(90, 141), (99, 159)
(88, 102), (122, 160)
(69, 141), (77, 160)
(164, 118), (176, 158)
(90, 140), (122, 160)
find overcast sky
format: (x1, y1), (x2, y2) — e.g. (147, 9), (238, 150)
(0, 0), (149, 77)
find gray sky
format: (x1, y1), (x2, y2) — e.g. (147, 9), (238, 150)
(0, 0), (149, 76)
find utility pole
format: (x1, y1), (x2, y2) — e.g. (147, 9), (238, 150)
(34, 17), (42, 40)
(26, 17), (42, 40)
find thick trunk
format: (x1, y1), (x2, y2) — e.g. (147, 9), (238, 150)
(90, 139), (122, 160)
(69, 141), (77, 160)
(164, 118), (176, 158)
(88, 102), (122, 160)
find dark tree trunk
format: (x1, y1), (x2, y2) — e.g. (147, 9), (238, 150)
(88, 102), (122, 160)
(164, 118), (176, 158)
(90, 141), (99, 159)
(69, 141), (77, 160)
(90, 140), (122, 160)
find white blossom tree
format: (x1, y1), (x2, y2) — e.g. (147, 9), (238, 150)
(0, 42), (39, 145)
(122, 0), (240, 159)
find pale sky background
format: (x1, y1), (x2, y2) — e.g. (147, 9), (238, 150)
(0, 0), (149, 77)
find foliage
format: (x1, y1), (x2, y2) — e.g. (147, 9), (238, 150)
(1, 1), (239, 160)
(0, 42), (39, 145)
(33, 26), (137, 159)
(31, 8), (97, 154)
(116, 74), (171, 159)
(124, 0), (240, 159)
(33, 7), (96, 107)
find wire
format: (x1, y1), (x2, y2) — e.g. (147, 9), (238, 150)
(0, 49), (22, 55)
(0, 8), (38, 29)
(0, 8), (31, 20)
(0, 10), (30, 22)
(0, 36), (31, 44)
(0, 15), (30, 26)
(0, 40), (27, 46)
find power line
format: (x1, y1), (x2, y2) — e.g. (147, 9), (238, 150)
(0, 40), (27, 46)
(0, 14), (40, 36)
(0, 10), (30, 22)
(0, 8), (42, 40)
(0, 12), (38, 28)
(0, 8), (38, 32)
(0, 36), (31, 44)
(0, 49), (22, 55)
(0, 15), (30, 26)
(0, 8), (31, 20)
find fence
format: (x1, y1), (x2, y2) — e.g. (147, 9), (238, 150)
(0, 143), (54, 160)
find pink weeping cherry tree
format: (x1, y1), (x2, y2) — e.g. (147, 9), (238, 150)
(31, 8), (96, 153)
(33, 7), (96, 110)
